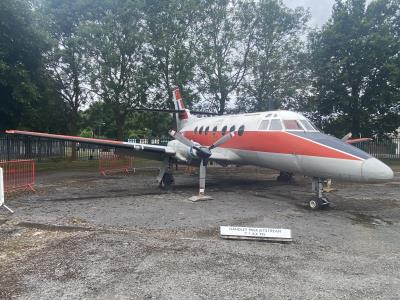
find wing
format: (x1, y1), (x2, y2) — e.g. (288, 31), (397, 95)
(5, 130), (175, 161)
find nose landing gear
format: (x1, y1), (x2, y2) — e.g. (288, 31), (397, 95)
(310, 178), (331, 210)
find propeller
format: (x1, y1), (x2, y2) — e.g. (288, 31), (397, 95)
(169, 130), (235, 197)
(341, 132), (352, 142)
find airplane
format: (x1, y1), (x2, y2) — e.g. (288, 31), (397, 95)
(6, 88), (394, 210)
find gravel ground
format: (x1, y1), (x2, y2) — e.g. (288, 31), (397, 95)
(0, 164), (399, 300)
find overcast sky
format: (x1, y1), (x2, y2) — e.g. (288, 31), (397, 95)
(282, 0), (336, 27)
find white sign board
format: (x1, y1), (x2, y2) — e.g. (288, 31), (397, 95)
(0, 168), (4, 206)
(0, 168), (13, 213)
(220, 226), (292, 242)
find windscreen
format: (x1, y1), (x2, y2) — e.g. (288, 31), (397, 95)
(283, 120), (303, 130)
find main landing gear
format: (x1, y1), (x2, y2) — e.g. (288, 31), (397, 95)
(277, 171), (294, 183)
(309, 178), (330, 210)
(157, 158), (175, 189)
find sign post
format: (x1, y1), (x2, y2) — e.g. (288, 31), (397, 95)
(0, 168), (14, 213)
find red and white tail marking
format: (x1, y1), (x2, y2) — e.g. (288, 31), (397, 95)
(174, 88), (185, 110)
(173, 88), (190, 122)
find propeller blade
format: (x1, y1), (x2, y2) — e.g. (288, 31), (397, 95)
(169, 130), (197, 148)
(341, 132), (352, 141)
(209, 132), (235, 150)
(199, 159), (207, 196)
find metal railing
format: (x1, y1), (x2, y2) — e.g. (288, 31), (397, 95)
(0, 134), (171, 162)
(0, 134), (101, 161)
(353, 138), (400, 159)
(1, 133), (398, 161)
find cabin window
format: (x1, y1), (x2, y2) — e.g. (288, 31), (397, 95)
(212, 126), (218, 135)
(199, 126), (204, 135)
(205, 126), (210, 135)
(229, 125), (236, 133)
(221, 125), (227, 135)
(238, 125), (245, 136)
(299, 120), (316, 131)
(269, 119), (283, 130)
(258, 120), (270, 130)
(194, 126), (198, 134)
(283, 120), (303, 130)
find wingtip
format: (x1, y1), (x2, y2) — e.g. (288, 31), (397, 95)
(5, 130), (15, 134)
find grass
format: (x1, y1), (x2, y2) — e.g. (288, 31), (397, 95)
(35, 159), (99, 172)
(382, 159), (400, 168)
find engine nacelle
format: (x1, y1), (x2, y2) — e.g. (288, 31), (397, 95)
(167, 140), (199, 162)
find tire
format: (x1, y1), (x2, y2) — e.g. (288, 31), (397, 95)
(160, 173), (174, 189)
(309, 198), (323, 210)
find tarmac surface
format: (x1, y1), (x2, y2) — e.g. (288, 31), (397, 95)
(0, 163), (399, 299)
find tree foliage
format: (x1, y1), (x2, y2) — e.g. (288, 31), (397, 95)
(310, 0), (400, 137)
(82, 0), (151, 139)
(144, 0), (202, 109)
(196, 0), (256, 115)
(1, 0), (399, 138)
(237, 0), (309, 112)
(0, 0), (66, 132)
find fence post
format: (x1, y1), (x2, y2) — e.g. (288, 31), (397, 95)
(0, 168), (14, 213)
(6, 135), (10, 161)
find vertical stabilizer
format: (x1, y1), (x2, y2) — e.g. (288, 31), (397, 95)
(173, 88), (192, 130)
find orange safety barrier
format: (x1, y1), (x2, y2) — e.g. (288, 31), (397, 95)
(0, 160), (36, 192)
(98, 152), (134, 176)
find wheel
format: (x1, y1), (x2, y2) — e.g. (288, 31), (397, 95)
(277, 172), (293, 182)
(160, 173), (174, 189)
(309, 197), (323, 210)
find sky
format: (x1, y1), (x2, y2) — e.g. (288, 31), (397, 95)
(282, 0), (336, 27)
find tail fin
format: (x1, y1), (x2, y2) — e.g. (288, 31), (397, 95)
(173, 88), (192, 130)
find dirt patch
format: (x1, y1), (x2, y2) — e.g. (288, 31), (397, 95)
(349, 213), (393, 227)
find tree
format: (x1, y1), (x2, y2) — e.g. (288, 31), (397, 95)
(41, 0), (95, 136)
(0, 0), (65, 131)
(144, 0), (202, 109)
(237, 0), (309, 112)
(83, 0), (151, 140)
(196, 0), (256, 115)
(309, 0), (400, 137)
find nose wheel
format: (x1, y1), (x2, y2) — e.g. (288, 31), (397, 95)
(310, 178), (331, 210)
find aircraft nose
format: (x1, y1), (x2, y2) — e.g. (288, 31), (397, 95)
(361, 158), (394, 182)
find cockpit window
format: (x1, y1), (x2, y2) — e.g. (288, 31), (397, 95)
(258, 120), (270, 130)
(299, 120), (317, 131)
(199, 126), (204, 134)
(205, 126), (209, 135)
(194, 126), (198, 134)
(229, 125), (236, 133)
(269, 119), (283, 130)
(265, 113), (272, 118)
(283, 120), (303, 130)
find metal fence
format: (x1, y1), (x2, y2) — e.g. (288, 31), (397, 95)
(0, 134), (399, 161)
(0, 134), (171, 162)
(353, 138), (400, 159)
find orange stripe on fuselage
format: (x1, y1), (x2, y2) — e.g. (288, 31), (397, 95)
(183, 131), (361, 161)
